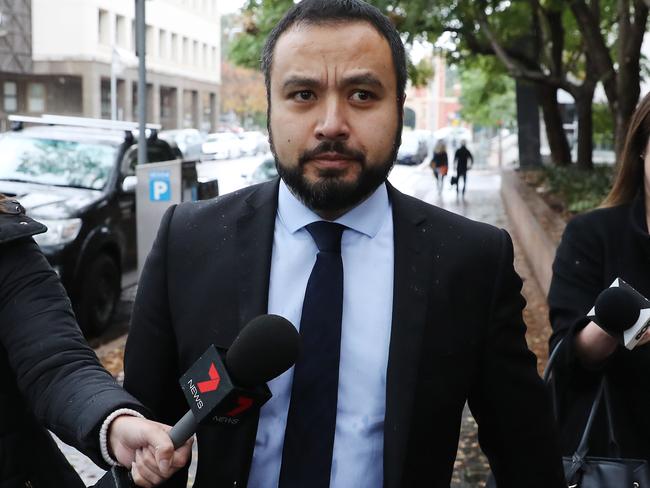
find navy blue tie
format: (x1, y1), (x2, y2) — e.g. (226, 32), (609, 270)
(279, 221), (345, 488)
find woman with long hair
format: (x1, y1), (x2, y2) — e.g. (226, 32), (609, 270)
(431, 140), (449, 194)
(547, 91), (650, 461)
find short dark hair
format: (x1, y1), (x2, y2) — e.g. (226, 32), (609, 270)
(261, 0), (407, 102)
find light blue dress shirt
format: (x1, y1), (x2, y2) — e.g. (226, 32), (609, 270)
(247, 180), (394, 488)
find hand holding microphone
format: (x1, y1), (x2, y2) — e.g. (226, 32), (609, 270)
(588, 278), (650, 350)
(96, 314), (301, 487)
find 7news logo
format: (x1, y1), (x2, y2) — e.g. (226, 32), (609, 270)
(187, 362), (220, 410)
(187, 360), (255, 418)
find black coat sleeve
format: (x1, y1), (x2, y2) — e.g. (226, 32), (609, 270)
(468, 229), (566, 487)
(548, 214), (612, 377)
(0, 237), (146, 468)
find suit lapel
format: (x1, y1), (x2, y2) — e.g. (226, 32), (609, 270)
(384, 184), (435, 488)
(231, 179), (279, 485)
(236, 179), (280, 329)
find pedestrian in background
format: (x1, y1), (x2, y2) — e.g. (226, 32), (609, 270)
(431, 140), (448, 194)
(0, 196), (191, 487)
(548, 91), (650, 463)
(453, 140), (473, 196)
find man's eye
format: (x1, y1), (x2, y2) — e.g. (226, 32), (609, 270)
(351, 90), (374, 102)
(293, 91), (315, 101)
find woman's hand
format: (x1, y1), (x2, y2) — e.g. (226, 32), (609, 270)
(575, 321), (618, 367)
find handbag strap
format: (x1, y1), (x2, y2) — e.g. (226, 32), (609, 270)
(544, 338), (622, 462)
(602, 377), (621, 457)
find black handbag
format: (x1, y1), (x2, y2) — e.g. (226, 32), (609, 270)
(487, 339), (650, 487)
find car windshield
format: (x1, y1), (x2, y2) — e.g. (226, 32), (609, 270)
(0, 134), (117, 190)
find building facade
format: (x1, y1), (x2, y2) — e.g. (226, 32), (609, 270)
(0, 0), (221, 130)
(404, 54), (462, 132)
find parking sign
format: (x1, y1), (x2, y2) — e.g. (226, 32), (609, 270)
(149, 171), (171, 201)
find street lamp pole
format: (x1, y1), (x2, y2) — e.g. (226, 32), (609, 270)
(136, 0), (147, 165)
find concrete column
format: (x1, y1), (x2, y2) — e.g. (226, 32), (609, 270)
(210, 92), (217, 132)
(176, 86), (184, 128)
(192, 90), (200, 128)
(124, 76), (134, 121)
(82, 71), (101, 118)
(150, 82), (160, 124)
(196, 90), (204, 131)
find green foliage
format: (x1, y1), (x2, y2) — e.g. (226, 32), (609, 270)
(592, 103), (614, 149)
(459, 56), (515, 128)
(541, 164), (615, 213)
(228, 0), (293, 70)
(408, 58), (435, 88)
(227, 0), (436, 87)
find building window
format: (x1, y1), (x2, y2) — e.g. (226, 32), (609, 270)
(171, 33), (179, 61)
(183, 37), (190, 64)
(212, 46), (217, 70)
(132, 19), (136, 54)
(159, 30), (167, 59)
(116, 15), (128, 49)
(4, 81), (17, 112)
(27, 83), (45, 113)
(98, 9), (110, 45)
(101, 79), (111, 119)
(146, 26), (154, 57)
(193, 41), (199, 67)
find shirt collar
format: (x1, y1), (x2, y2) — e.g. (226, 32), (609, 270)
(277, 179), (390, 238)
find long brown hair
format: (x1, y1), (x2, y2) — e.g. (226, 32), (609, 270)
(602, 91), (650, 207)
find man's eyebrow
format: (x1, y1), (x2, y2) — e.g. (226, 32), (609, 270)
(281, 76), (321, 91)
(340, 73), (385, 89)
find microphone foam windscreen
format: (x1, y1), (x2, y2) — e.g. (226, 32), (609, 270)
(226, 314), (301, 387)
(594, 286), (640, 333)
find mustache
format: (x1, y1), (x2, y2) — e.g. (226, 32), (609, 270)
(298, 141), (366, 166)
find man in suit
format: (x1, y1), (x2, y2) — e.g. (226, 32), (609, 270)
(123, 1), (565, 486)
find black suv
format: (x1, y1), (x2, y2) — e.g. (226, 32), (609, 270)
(0, 116), (178, 336)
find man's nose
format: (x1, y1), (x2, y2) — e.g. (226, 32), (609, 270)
(314, 97), (350, 141)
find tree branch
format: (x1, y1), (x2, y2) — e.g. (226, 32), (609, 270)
(473, 4), (570, 90)
(569, 0), (618, 103)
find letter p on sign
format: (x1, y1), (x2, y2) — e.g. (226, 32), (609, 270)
(149, 171), (171, 201)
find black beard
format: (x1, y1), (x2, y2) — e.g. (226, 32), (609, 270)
(270, 136), (400, 214)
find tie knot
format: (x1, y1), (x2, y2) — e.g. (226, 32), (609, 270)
(305, 221), (346, 253)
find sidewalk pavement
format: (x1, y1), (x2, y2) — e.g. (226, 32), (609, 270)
(58, 165), (549, 488)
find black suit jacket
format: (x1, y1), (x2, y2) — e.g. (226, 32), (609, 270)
(124, 179), (564, 487)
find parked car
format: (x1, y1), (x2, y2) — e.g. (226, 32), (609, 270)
(244, 156), (278, 186)
(159, 128), (205, 161)
(238, 131), (270, 156)
(396, 130), (428, 165)
(201, 132), (242, 160)
(0, 115), (177, 336)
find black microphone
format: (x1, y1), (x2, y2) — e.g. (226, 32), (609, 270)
(94, 314), (300, 488)
(588, 278), (650, 350)
(170, 314), (301, 447)
(594, 286), (640, 334)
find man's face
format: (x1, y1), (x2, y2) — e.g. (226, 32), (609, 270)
(268, 21), (402, 216)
